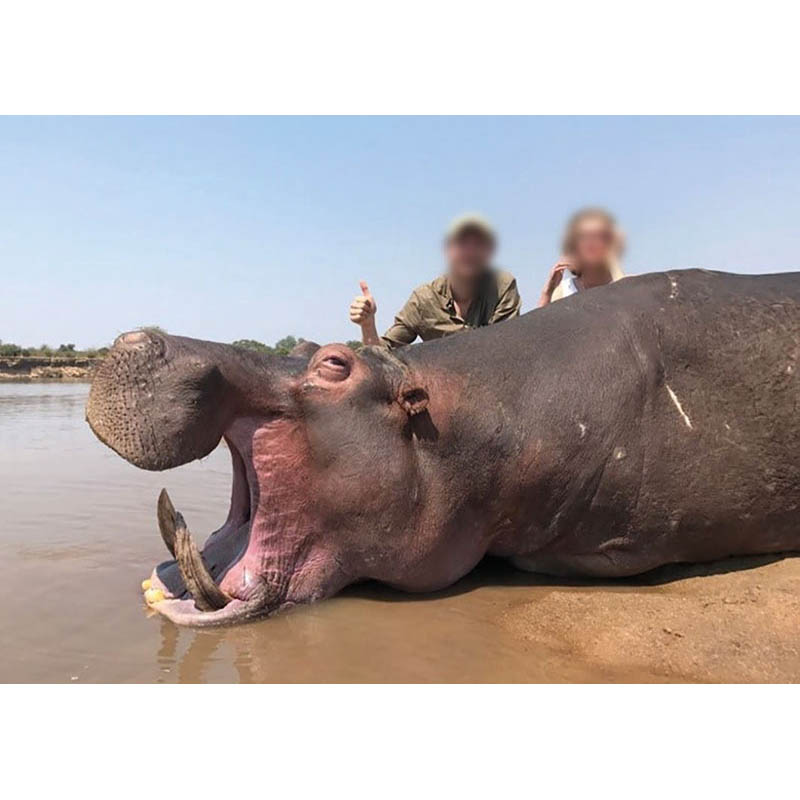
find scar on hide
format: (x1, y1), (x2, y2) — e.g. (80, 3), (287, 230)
(668, 274), (678, 299)
(665, 384), (693, 429)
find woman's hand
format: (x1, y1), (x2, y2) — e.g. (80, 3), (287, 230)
(538, 259), (572, 307)
(349, 281), (381, 346)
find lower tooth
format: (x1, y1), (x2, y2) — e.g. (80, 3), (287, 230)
(145, 587), (165, 604)
(174, 512), (231, 611)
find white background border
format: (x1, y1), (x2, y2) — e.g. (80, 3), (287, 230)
(3, 685), (798, 796)
(1, 1), (798, 113)
(3, 0), (799, 791)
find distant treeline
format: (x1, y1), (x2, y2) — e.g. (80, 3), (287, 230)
(1, 331), (364, 360)
(0, 342), (109, 359)
(232, 336), (363, 355)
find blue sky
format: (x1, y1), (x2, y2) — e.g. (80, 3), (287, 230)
(1, 116), (798, 349)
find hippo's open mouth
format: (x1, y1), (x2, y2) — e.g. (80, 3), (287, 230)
(141, 418), (293, 627)
(143, 427), (267, 626)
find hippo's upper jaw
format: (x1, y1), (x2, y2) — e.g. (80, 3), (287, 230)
(86, 329), (432, 627)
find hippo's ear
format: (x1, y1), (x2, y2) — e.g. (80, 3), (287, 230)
(398, 385), (429, 416)
(290, 340), (321, 359)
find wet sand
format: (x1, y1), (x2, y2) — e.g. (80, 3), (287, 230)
(2, 383), (799, 682)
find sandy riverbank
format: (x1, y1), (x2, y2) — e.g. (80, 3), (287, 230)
(497, 554), (800, 682)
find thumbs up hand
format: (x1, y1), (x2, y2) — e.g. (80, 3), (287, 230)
(349, 281), (377, 325)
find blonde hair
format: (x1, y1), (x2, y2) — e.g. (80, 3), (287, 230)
(561, 207), (625, 281)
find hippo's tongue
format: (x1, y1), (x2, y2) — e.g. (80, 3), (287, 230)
(156, 489), (231, 612)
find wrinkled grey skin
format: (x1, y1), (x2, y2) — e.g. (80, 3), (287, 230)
(86, 270), (800, 626)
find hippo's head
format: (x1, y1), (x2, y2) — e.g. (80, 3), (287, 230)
(86, 330), (433, 626)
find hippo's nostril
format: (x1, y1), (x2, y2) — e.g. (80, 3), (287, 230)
(115, 330), (151, 348)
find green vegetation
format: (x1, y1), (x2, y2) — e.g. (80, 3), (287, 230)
(2, 329), (365, 360)
(232, 335), (304, 355)
(0, 340), (110, 359)
(233, 336), (364, 354)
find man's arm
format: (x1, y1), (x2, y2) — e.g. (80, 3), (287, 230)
(349, 282), (420, 347)
(381, 293), (421, 347)
(489, 276), (522, 323)
(349, 281), (382, 346)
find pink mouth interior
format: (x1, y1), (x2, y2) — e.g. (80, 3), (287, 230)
(154, 415), (308, 606)
(155, 422), (257, 602)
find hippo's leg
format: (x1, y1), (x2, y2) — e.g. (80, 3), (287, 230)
(512, 546), (665, 579)
(511, 554), (587, 578)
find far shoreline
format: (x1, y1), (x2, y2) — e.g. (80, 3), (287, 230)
(0, 377), (93, 383)
(0, 356), (101, 383)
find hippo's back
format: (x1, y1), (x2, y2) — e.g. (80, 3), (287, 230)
(411, 269), (800, 576)
(622, 270), (800, 564)
(555, 269), (800, 572)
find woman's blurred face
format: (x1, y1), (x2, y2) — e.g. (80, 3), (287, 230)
(572, 216), (614, 271)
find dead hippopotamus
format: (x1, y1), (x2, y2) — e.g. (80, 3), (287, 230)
(86, 269), (800, 626)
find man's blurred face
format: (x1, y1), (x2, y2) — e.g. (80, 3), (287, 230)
(446, 229), (494, 283)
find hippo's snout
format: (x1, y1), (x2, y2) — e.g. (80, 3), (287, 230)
(85, 329), (311, 626)
(86, 329), (231, 471)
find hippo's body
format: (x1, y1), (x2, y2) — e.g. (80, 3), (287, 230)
(87, 269), (800, 625)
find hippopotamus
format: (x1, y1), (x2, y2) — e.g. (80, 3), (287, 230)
(86, 269), (800, 626)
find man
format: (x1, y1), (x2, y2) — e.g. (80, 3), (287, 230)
(350, 214), (521, 347)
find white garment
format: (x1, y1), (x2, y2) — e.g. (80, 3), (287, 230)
(560, 270), (579, 297)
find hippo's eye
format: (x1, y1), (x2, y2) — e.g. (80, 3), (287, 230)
(317, 354), (351, 381)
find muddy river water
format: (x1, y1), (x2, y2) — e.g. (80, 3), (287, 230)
(3, 383), (797, 682)
(0, 383), (588, 682)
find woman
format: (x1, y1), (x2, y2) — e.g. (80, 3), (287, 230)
(538, 207), (625, 307)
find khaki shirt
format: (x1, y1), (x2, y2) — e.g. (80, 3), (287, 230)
(382, 269), (521, 347)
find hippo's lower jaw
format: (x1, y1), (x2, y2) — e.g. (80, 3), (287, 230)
(140, 443), (270, 627)
(141, 418), (342, 628)
(142, 584), (271, 627)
